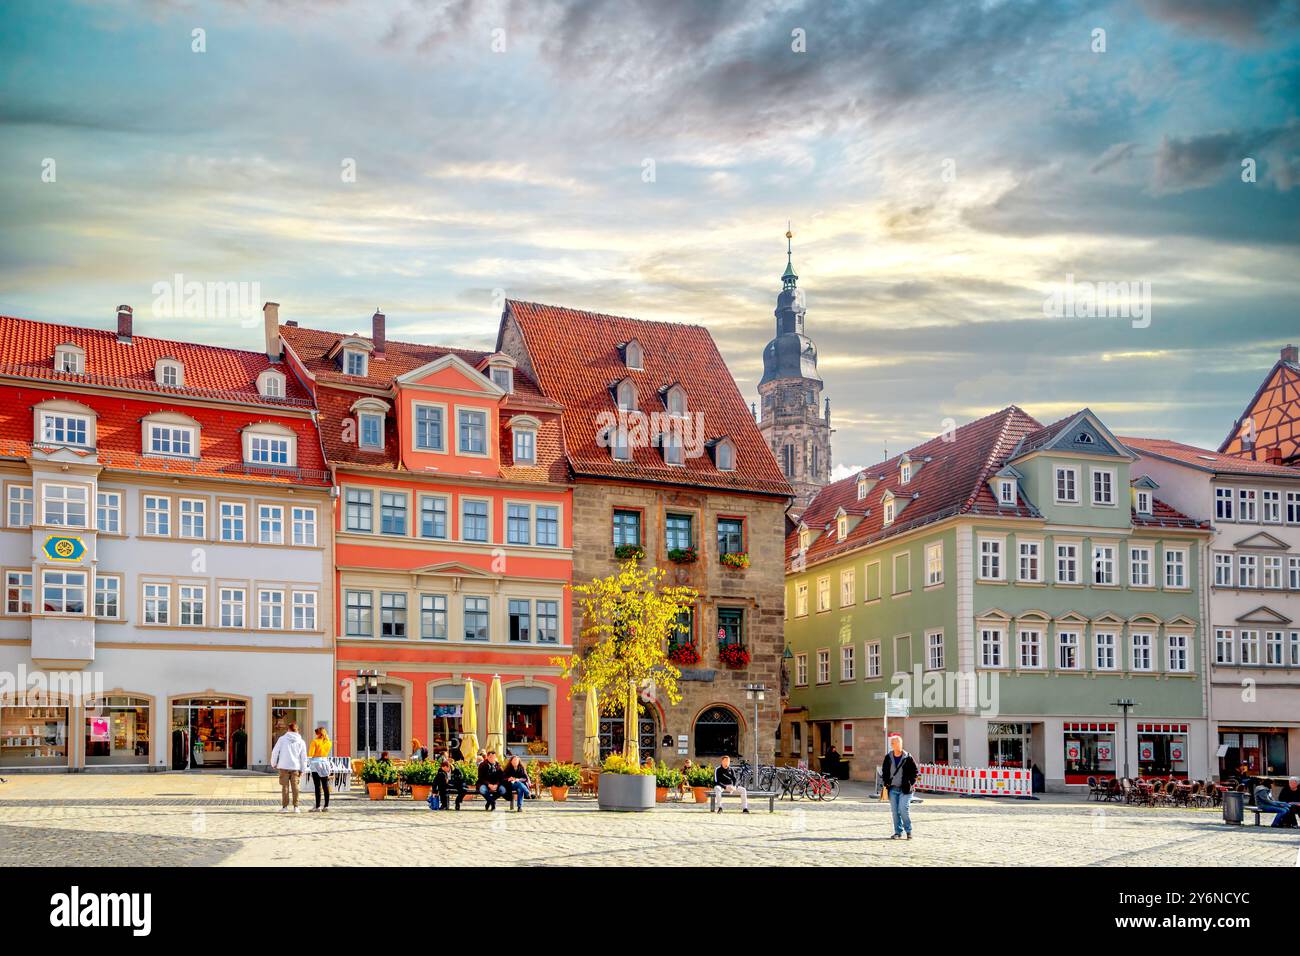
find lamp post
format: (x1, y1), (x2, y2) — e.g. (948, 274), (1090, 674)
(781, 643), (793, 697)
(1111, 697), (1136, 780)
(745, 683), (766, 770)
(359, 669), (381, 759)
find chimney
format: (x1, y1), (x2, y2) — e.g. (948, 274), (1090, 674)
(263, 302), (282, 361)
(1282, 344), (1298, 364)
(116, 305), (133, 344)
(1266, 447), (1283, 465)
(372, 309), (386, 357)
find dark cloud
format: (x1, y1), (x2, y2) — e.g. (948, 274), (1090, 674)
(1138, 0), (1300, 45)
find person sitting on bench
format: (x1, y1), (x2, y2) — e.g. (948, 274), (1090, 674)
(712, 755), (749, 814)
(1253, 782), (1299, 828)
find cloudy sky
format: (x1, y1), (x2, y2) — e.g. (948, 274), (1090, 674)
(2, 0), (1299, 477)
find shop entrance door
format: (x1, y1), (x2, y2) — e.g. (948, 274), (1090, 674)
(987, 722), (1032, 768)
(171, 698), (247, 769)
(356, 686), (403, 759)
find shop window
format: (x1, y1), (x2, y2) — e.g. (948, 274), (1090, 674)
(1063, 722), (1116, 783)
(1137, 723), (1189, 778)
(85, 696), (150, 766)
(2, 701), (69, 768)
(270, 697), (310, 751)
(506, 686), (550, 758)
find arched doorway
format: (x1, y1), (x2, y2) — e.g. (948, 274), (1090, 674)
(599, 705), (657, 761)
(694, 706), (741, 758)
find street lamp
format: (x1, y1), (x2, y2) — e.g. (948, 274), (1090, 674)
(745, 683), (766, 770)
(358, 669), (381, 759)
(1111, 697), (1136, 780)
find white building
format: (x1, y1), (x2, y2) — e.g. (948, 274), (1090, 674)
(0, 307), (334, 771)
(1127, 437), (1300, 780)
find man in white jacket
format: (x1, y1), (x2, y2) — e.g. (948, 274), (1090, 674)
(270, 722), (308, 813)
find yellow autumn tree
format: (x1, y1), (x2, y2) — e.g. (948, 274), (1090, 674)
(554, 559), (699, 762)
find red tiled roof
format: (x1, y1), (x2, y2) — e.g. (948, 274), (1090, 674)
(502, 300), (791, 498)
(1124, 436), (1300, 480)
(283, 324), (566, 483)
(280, 323), (558, 412)
(1130, 498), (1206, 529)
(0, 315), (312, 407)
(0, 385), (329, 487)
(786, 406), (1043, 568)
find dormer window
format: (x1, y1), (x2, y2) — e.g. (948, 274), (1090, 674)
(54, 344), (84, 375)
(351, 398), (388, 451)
(344, 349), (368, 377)
(258, 370), (286, 399)
(837, 512), (848, 540)
(243, 424), (297, 467)
(610, 426), (631, 461)
(900, 461), (912, 484)
(663, 431), (684, 466)
(664, 385), (688, 418)
(486, 353), (516, 393)
(143, 413), (200, 459)
(1136, 490), (1152, 515)
(713, 438), (736, 472)
(155, 358), (184, 388)
(883, 495), (896, 527)
(623, 339), (644, 370)
(799, 526), (811, 551)
(998, 479), (1016, 506)
(37, 406), (94, 448)
(616, 380), (637, 412)
(857, 475), (869, 500)
(507, 415), (540, 465)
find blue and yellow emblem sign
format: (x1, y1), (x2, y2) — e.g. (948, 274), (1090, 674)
(43, 535), (86, 562)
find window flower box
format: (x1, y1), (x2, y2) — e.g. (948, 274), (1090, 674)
(720, 551), (750, 569)
(614, 544), (646, 562)
(667, 546), (698, 564)
(668, 642), (702, 666)
(718, 643), (750, 669)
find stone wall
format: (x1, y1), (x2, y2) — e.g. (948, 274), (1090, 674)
(568, 481), (787, 767)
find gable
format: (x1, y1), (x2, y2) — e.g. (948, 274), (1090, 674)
(1048, 415), (1128, 458)
(1233, 531), (1290, 550)
(398, 353), (503, 395)
(1235, 605), (1292, 625)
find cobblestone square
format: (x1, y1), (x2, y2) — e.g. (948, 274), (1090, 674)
(0, 774), (1294, 867)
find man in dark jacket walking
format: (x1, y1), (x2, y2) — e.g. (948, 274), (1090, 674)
(880, 734), (918, 840)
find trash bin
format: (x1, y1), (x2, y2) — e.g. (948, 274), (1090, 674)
(1222, 789), (1245, 824)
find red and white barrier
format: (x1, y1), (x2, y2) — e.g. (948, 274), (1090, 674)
(914, 763), (1031, 798)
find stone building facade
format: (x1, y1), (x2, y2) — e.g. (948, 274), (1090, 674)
(499, 300), (792, 765)
(758, 230), (833, 516)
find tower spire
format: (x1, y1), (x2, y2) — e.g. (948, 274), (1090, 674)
(782, 222), (798, 290)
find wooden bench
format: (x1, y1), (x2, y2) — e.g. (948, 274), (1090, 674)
(706, 788), (778, 813)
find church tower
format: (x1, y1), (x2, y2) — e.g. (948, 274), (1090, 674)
(758, 227), (833, 515)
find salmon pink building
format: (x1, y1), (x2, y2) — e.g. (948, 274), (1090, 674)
(279, 310), (573, 762)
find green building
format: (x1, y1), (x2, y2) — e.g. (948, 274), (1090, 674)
(781, 407), (1210, 791)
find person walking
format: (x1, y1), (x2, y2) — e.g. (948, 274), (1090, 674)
(271, 721), (309, 813)
(712, 754), (749, 813)
(307, 726), (332, 812)
(880, 734), (918, 840)
(503, 754), (531, 811)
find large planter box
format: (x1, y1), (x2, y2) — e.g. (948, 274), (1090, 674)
(597, 773), (655, 812)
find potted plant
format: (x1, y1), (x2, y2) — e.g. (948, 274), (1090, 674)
(654, 760), (683, 802)
(613, 543), (646, 562)
(719, 643), (751, 669)
(400, 759), (436, 801)
(455, 759), (478, 790)
(540, 762), (581, 801)
(720, 551), (750, 569)
(668, 642), (701, 666)
(361, 757), (397, 800)
(597, 753), (656, 810)
(555, 559), (698, 812)
(667, 545), (698, 564)
(685, 763), (715, 804)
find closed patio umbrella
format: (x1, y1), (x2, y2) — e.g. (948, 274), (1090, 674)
(460, 682), (478, 765)
(583, 690), (600, 766)
(623, 681), (639, 765)
(486, 674), (506, 759)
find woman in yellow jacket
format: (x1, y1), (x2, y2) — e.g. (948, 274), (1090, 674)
(307, 727), (332, 812)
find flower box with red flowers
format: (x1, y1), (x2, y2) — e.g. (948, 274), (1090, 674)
(613, 544), (646, 562)
(718, 644), (750, 669)
(720, 551), (750, 569)
(668, 642), (702, 666)
(667, 546), (698, 565)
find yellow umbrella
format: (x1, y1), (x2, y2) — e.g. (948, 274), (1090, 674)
(486, 674), (505, 759)
(583, 690), (600, 766)
(623, 681), (639, 765)
(460, 682), (479, 765)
